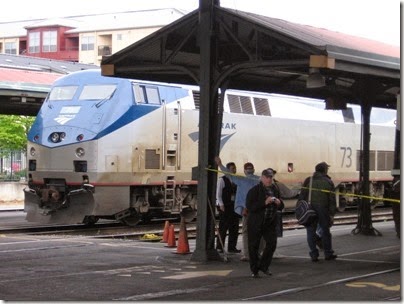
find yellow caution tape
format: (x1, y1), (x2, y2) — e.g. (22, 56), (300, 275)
(301, 186), (400, 204)
(205, 167), (400, 204)
(205, 167), (258, 180)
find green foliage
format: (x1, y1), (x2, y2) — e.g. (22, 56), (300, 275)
(0, 115), (35, 151)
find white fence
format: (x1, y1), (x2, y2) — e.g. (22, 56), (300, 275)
(0, 150), (27, 181)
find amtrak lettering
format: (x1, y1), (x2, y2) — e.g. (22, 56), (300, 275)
(192, 122), (236, 130)
(222, 123), (236, 130)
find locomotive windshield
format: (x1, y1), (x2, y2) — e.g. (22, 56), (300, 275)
(79, 84), (117, 100)
(47, 84), (118, 102)
(48, 86), (78, 101)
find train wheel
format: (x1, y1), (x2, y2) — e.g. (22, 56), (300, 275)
(122, 214), (142, 226)
(83, 215), (99, 226)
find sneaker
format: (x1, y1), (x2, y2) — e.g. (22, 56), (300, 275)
(260, 269), (272, 276)
(325, 254), (337, 261)
(216, 247), (223, 253)
(240, 256), (249, 262)
(251, 272), (260, 278)
(228, 248), (241, 253)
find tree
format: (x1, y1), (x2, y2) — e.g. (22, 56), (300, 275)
(0, 115), (35, 152)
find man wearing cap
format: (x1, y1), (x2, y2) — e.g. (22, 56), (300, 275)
(246, 168), (284, 278)
(299, 162), (337, 262)
(215, 156), (260, 261)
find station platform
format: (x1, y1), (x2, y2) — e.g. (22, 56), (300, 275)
(0, 221), (400, 301)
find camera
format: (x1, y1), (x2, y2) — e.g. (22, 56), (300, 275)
(271, 197), (276, 203)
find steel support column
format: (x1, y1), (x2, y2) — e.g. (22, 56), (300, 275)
(191, 0), (222, 262)
(352, 101), (381, 236)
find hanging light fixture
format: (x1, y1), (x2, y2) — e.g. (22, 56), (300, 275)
(306, 68), (325, 88)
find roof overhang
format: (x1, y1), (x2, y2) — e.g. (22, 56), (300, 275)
(101, 6), (400, 109)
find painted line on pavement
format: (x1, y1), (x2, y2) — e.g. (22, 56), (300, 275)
(114, 285), (213, 301)
(241, 267), (400, 301)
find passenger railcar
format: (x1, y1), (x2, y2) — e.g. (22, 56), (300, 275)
(24, 69), (396, 225)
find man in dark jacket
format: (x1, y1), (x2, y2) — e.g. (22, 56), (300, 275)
(299, 162), (337, 262)
(246, 168), (284, 278)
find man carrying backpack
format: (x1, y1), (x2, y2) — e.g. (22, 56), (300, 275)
(299, 162), (337, 262)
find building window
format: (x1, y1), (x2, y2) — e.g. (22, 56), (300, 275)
(28, 32), (40, 53)
(5, 42), (17, 54)
(81, 36), (95, 51)
(42, 31), (57, 52)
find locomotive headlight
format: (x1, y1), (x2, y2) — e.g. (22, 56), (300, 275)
(75, 147), (85, 158)
(29, 147), (36, 156)
(50, 132), (60, 143)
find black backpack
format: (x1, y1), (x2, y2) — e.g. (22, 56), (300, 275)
(295, 176), (317, 226)
(295, 199), (317, 226)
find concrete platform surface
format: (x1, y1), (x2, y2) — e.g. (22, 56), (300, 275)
(0, 221), (400, 301)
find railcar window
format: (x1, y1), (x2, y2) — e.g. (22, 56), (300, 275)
(228, 94), (253, 114)
(133, 85), (161, 104)
(79, 85), (117, 100)
(48, 86), (78, 101)
(133, 84), (145, 103)
(145, 86), (161, 104)
(253, 97), (271, 116)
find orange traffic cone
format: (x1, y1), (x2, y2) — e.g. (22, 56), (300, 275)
(174, 216), (190, 254)
(161, 220), (170, 243)
(165, 224), (176, 248)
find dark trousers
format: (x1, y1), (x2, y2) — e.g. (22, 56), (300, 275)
(217, 209), (239, 250)
(247, 221), (277, 274)
(306, 204), (334, 259)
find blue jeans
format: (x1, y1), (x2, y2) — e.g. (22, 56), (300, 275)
(305, 204), (334, 259)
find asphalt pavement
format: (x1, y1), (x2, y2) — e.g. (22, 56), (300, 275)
(0, 219), (400, 301)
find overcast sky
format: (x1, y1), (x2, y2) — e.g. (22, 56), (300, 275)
(0, 0), (400, 46)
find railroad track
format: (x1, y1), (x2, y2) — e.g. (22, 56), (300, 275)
(0, 209), (393, 239)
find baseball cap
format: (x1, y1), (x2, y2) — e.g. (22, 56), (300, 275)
(267, 167), (277, 175)
(315, 162), (330, 172)
(261, 168), (274, 177)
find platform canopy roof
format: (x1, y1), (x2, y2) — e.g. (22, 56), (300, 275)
(101, 7), (400, 109)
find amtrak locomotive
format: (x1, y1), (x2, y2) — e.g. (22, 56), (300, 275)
(24, 69), (396, 225)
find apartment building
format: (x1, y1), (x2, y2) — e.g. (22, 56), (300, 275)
(0, 8), (187, 65)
